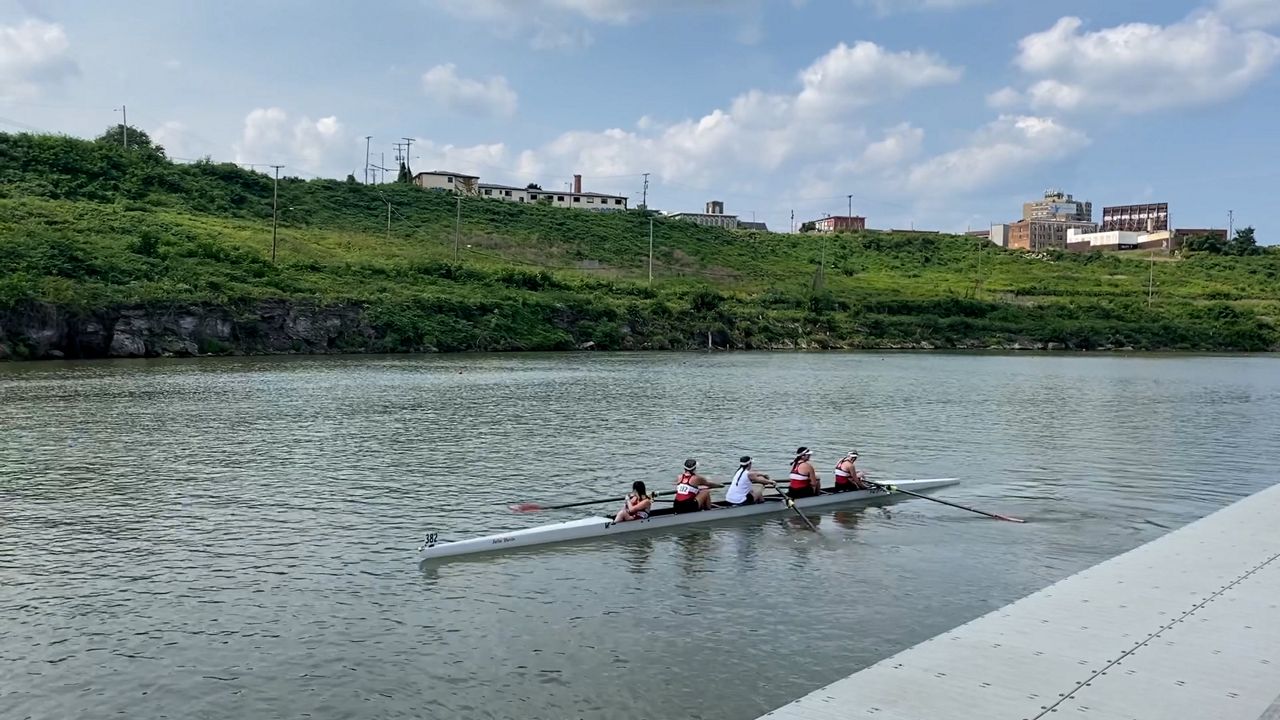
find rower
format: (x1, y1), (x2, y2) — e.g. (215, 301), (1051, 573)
(614, 481), (653, 523)
(673, 458), (720, 513)
(724, 456), (774, 506)
(833, 450), (869, 492)
(787, 447), (820, 499)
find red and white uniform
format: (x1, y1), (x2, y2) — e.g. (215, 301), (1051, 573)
(675, 471), (700, 501)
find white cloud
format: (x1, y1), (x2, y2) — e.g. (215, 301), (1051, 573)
(152, 120), (189, 158)
(859, 0), (993, 14)
(985, 86), (1023, 109)
(855, 123), (925, 171)
(437, 0), (757, 48)
(414, 140), (510, 175)
(421, 63), (518, 117)
(506, 41), (959, 188)
(232, 108), (351, 176)
(0, 18), (77, 99)
(1014, 14), (1280, 113)
(905, 115), (1089, 195)
(1217, 0), (1280, 29)
(795, 42), (963, 115)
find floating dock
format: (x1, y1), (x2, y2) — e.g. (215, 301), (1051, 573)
(757, 483), (1280, 720)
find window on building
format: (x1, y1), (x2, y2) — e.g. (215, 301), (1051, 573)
(484, 189), (492, 195)
(505, 190), (512, 197)
(587, 198), (594, 203)
(573, 197), (581, 203)
(557, 196), (565, 202)
(614, 199), (622, 205)
(447, 177), (453, 183)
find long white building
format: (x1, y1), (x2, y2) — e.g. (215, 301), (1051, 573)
(413, 171), (628, 212)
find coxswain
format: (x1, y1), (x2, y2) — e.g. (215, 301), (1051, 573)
(673, 458), (720, 513)
(614, 481), (653, 523)
(787, 447), (821, 499)
(724, 456), (774, 506)
(833, 450), (870, 491)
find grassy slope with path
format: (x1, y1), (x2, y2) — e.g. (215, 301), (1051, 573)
(1, 131), (1278, 358)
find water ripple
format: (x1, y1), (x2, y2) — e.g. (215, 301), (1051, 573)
(1, 352), (1277, 720)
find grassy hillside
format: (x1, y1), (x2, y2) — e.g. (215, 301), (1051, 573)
(1, 130), (1278, 357)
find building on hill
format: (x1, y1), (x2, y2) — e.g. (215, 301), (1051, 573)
(415, 170), (627, 211)
(414, 170), (479, 195)
(1023, 190), (1092, 222)
(738, 220), (769, 231)
(809, 216), (866, 233)
(668, 200), (739, 229)
(1006, 219), (1098, 251)
(1102, 203), (1169, 232)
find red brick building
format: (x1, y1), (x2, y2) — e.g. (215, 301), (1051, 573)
(811, 216), (866, 233)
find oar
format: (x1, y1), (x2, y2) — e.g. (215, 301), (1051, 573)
(862, 479), (1025, 523)
(772, 486), (819, 532)
(510, 490), (676, 513)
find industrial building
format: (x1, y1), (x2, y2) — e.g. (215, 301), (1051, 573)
(994, 219), (1098, 251)
(1101, 203), (1168, 232)
(667, 201), (740, 230)
(413, 171), (628, 212)
(809, 216), (866, 233)
(1023, 190), (1092, 223)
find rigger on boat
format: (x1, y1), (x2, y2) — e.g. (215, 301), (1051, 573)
(418, 446), (1002, 562)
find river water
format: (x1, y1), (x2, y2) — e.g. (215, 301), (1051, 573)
(2, 352), (1277, 720)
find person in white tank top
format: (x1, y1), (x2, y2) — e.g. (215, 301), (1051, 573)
(725, 456), (774, 506)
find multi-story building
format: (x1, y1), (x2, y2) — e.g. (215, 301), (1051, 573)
(668, 200), (740, 229)
(810, 215), (866, 233)
(1023, 190), (1092, 222)
(415, 171), (627, 212)
(1006, 219), (1098, 251)
(1102, 203), (1169, 232)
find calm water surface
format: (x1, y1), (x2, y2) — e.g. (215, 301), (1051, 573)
(2, 352), (1278, 720)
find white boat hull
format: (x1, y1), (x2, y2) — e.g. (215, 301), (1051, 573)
(419, 478), (959, 562)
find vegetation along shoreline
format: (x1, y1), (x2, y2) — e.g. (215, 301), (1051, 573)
(2, 130), (1277, 360)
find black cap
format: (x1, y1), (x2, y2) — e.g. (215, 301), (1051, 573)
(683, 458), (698, 470)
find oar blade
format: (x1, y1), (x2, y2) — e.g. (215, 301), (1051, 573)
(509, 503), (544, 513)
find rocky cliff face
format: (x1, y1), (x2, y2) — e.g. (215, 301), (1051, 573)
(0, 301), (375, 360)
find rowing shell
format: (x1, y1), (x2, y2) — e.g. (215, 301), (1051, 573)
(419, 478), (959, 562)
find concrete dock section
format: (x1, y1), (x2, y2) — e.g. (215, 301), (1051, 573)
(757, 483), (1280, 720)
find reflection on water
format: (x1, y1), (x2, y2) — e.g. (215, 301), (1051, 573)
(1, 352), (1278, 720)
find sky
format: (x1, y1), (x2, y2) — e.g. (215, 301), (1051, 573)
(2, 0), (1279, 238)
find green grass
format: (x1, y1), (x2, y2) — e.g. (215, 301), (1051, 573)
(1, 130), (1278, 354)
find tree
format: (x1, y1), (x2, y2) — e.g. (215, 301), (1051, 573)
(799, 221), (816, 233)
(526, 183), (542, 190)
(1184, 232), (1227, 254)
(1228, 226), (1261, 256)
(94, 125), (164, 157)
(396, 161), (411, 184)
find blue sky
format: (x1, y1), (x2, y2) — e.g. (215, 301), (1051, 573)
(2, 0), (1278, 239)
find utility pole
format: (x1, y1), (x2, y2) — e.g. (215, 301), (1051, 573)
(641, 172), (650, 210)
(1148, 251), (1155, 307)
(114, 105), (128, 149)
(364, 136), (372, 184)
(790, 209), (794, 234)
(402, 137), (414, 175)
(847, 194), (852, 221)
(648, 216), (654, 285)
(1228, 210), (1234, 240)
(380, 152), (385, 184)
(386, 200), (391, 242)
(269, 164), (285, 263)
(454, 195), (462, 261)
